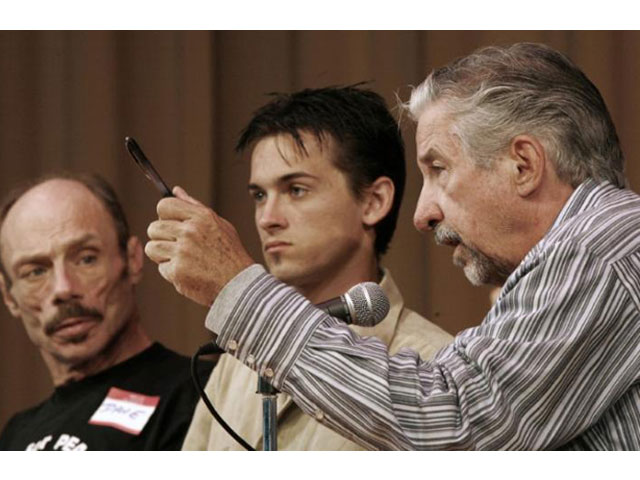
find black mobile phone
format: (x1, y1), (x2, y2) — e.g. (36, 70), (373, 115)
(125, 136), (173, 197)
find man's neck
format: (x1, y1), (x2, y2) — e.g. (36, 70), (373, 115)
(296, 256), (381, 305)
(514, 179), (576, 265)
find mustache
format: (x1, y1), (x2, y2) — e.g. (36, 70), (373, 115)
(45, 302), (103, 335)
(434, 225), (462, 246)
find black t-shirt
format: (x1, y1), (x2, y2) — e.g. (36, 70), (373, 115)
(0, 343), (212, 450)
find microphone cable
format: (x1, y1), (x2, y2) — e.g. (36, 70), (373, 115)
(190, 343), (256, 451)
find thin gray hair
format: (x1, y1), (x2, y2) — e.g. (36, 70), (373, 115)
(405, 42), (626, 188)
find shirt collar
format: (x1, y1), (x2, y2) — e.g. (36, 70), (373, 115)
(549, 178), (607, 231)
(522, 179), (620, 266)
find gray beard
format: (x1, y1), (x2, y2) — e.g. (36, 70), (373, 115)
(434, 225), (513, 286)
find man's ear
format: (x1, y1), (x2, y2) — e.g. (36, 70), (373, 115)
(362, 176), (395, 227)
(509, 135), (547, 197)
(126, 236), (144, 284)
(0, 272), (21, 318)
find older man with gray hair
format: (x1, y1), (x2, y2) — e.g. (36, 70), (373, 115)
(146, 43), (640, 450)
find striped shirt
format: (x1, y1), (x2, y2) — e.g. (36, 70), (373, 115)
(206, 179), (640, 450)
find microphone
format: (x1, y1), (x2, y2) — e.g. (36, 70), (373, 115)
(315, 282), (390, 327)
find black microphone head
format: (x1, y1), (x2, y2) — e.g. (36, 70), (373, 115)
(345, 282), (390, 327)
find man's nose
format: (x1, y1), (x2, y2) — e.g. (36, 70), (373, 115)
(413, 185), (443, 232)
(257, 196), (288, 231)
(51, 264), (81, 305)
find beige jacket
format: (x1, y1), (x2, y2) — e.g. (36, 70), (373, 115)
(182, 270), (452, 450)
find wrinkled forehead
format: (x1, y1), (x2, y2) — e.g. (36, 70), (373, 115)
(0, 180), (118, 265)
(415, 104), (460, 154)
(416, 100), (454, 133)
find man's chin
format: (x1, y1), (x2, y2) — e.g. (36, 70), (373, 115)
(48, 338), (101, 365)
(267, 262), (317, 289)
(270, 269), (303, 286)
(453, 245), (510, 286)
(452, 244), (471, 270)
(463, 265), (488, 286)
(267, 262), (293, 281)
(453, 254), (486, 286)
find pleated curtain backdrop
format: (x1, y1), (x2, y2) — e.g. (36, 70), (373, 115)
(1, 31), (639, 430)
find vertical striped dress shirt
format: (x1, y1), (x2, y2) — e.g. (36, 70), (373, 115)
(206, 179), (640, 450)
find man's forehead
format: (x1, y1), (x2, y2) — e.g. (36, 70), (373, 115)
(0, 180), (114, 254)
(416, 101), (452, 134)
(415, 104), (459, 156)
(250, 132), (338, 173)
(4, 179), (103, 220)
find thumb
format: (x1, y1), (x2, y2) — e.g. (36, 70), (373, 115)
(172, 186), (205, 207)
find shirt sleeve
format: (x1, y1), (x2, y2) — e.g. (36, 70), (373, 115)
(205, 243), (640, 450)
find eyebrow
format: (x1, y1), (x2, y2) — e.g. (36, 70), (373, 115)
(417, 147), (436, 164)
(248, 172), (320, 191)
(12, 233), (100, 270)
(418, 144), (449, 165)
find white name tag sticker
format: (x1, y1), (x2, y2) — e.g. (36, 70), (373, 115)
(89, 387), (160, 435)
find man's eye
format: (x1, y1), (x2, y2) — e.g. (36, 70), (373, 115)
(290, 186), (308, 197)
(427, 163), (449, 180)
(20, 266), (47, 280)
(251, 190), (266, 202)
(79, 254), (97, 266)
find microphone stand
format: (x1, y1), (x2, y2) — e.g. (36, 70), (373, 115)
(252, 282), (389, 451)
(257, 376), (278, 451)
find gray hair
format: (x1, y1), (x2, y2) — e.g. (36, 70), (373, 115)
(406, 42), (626, 188)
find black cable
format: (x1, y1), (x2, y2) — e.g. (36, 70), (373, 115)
(191, 343), (256, 451)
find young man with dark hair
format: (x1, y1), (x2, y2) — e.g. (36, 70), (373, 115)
(181, 86), (451, 450)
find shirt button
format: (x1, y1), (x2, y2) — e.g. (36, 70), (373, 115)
(262, 367), (274, 378)
(227, 340), (238, 352)
(314, 409), (324, 421)
(246, 355), (256, 366)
